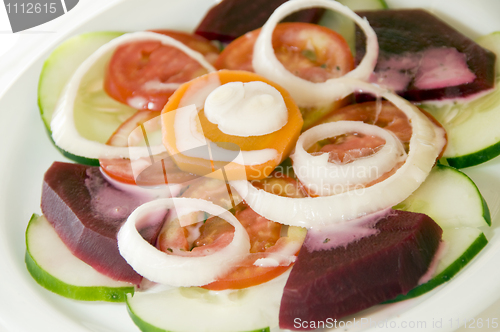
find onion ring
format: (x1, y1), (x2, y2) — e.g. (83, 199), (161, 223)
(117, 198), (250, 287)
(291, 121), (407, 196)
(252, 0), (378, 108)
(230, 79), (447, 228)
(51, 31), (215, 160)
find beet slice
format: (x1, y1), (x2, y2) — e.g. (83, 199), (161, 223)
(279, 209), (442, 330)
(41, 162), (165, 285)
(194, 0), (324, 43)
(355, 9), (496, 102)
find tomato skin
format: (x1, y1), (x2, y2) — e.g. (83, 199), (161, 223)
(99, 110), (197, 185)
(215, 22), (354, 83)
(150, 30), (219, 64)
(201, 205), (289, 291)
(201, 173), (307, 290)
(316, 101), (447, 158)
(251, 171), (308, 198)
(300, 101), (448, 195)
(155, 172), (306, 290)
(104, 30), (218, 111)
(311, 134), (387, 164)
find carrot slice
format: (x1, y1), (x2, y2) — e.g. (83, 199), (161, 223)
(161, 70), (303, 180)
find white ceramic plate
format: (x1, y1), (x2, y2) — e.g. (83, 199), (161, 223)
(0, 0), (500, 331)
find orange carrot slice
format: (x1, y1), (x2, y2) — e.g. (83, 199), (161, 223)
(161, 70), (303, 180)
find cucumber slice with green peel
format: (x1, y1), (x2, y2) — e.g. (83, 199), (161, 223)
(25, 214), (134, 302)
(421, 32), (500, 168)
(39, 31), (124, 133)
(128, 305), (269, 332)
(126, 272), (290, 332)
(38, 31), (136, 165)
(387, 229), (487, 302)
(395, 164), (490, 227)
(391, 164), (490, 301)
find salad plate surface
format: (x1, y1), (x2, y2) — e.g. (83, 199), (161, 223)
(0, 0), (500, 331)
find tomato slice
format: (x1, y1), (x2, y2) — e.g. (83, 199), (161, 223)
(214, 22), (354, 130)
(155, 172), (307, 290)
(150, 30), (219, 64)
(317, 101), (447, 156)
(318, 101), (413, 147)
(309, 134), (387, 164)
(99, 110), (197, 185)
(215, 22), (354, 83)
(300, 101), (448, 195)
(104, 30), (219, 111)
(202, 173), (307, 290)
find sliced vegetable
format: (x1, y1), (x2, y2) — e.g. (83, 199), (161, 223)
(104, 31), (218, 111)
(231, 80), (446, 228)
(421, 32), (500, 168)
(126, 271), (290, 332)
(152, 172), (305, 290)
(292, 120), (407, 196)
(194, 0), (324, 42)
(201, 211), (305, 290)
(117, 198), (251, 287)
(150, 30), (220, 64)
(315, 100), (448, 159)
(214, 22), (354, 129)
(161, 70), (303, 180)
(99, 110), (198, 186)
(41, 161), (165, 285)
(391, 164), (490, 300)
(51, 31), (215, 160)
(318, 0), (388, 54)
(25, 214), (134, 302)
(215, 22), (354, 83)
(203, 173), (307, 290)
(396, 164), (490, 228)
(279, 209), (442, 329)
(252, 0), (378, 108)
(355, 9), (496, 102)
(38, 31), (126, 165)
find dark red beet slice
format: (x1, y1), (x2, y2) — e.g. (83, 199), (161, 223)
(279, 209), (442, 330)
(195, 0), (324, 43)
(355, 9), (496, 102)
(41, 162), (165, 285)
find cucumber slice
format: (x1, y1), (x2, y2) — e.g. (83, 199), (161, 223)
(38, 31), (136, 165)
(421, 32), (500, 168)
(477, 32), (500, 77)
(25, 214), (134, 302)
(126, 272), (289, 332)
(391, 164), (490, 301)
(395, 164), (490, 227)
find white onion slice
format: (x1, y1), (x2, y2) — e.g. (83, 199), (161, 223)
(291, 121), (407, 196)
(252, 0), (378, 108)
(117, 198), (250, 287)
(51, 31), (216, 160)
(231, 79), (447, 228)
